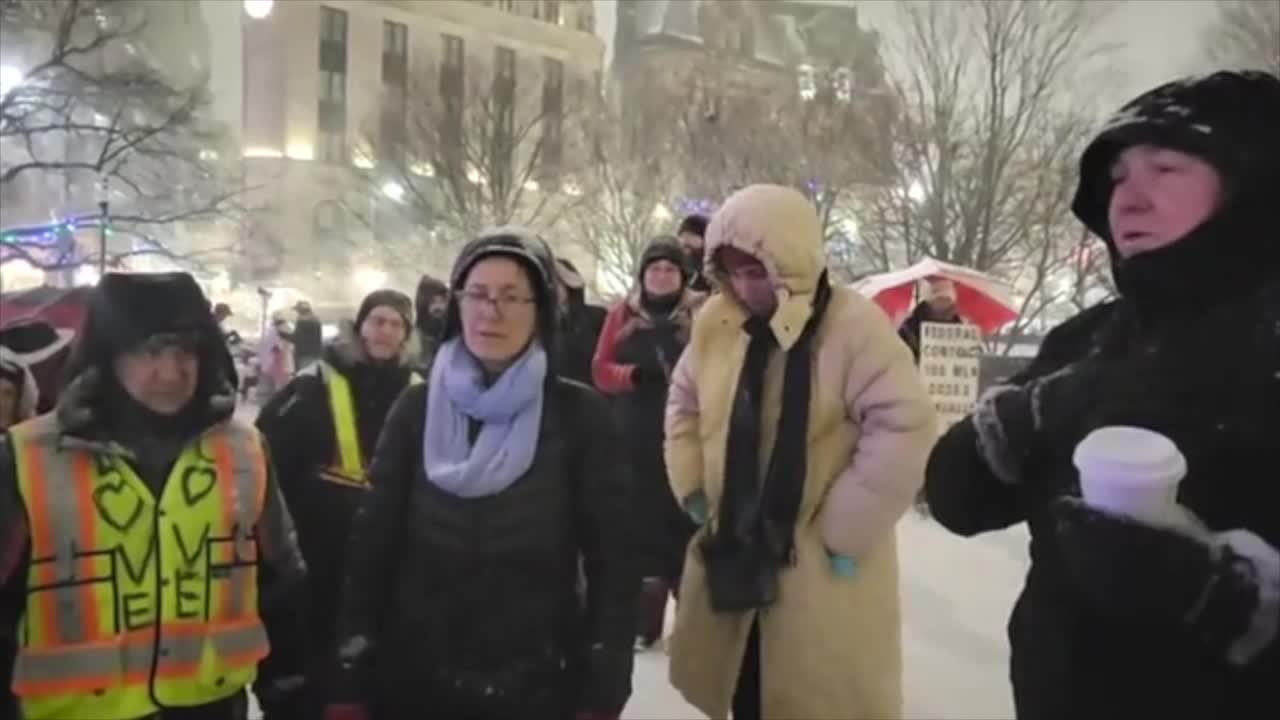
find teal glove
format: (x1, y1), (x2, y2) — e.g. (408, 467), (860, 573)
(828, 552), (858, 578)
(684, 491), (709, 524)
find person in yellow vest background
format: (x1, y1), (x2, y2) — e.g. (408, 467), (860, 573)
(254, 288), (418, 719)
(0, 272), (308, 720)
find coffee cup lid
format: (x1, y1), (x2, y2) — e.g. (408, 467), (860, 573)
(1073, 426), (1187, 481)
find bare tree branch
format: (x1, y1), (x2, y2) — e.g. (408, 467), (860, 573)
(351, 56), (595, 271)
(850, 0), (1120, 328)
(1202, 0), (1280, 74)
(0, 0), (247, 268)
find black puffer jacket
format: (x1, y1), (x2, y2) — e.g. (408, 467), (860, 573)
(254, 328), (417, 688)
(557, 261), (606, 387)
(926, 71), (1280, 720)
(331, 230), (637, 719)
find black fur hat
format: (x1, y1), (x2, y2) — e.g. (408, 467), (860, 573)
(677, 213), (709, 238)
(63, 272), (234, 404)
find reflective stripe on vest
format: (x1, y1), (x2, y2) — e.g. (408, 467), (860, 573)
(8, 415), (270, 720)
(321, 363), (422, 484)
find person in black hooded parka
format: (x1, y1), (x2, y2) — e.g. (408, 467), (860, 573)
(553, 258), (607, 387)
(924, 71), (1280, 719)
(0, 273), (307, 720)
(255, 289), (419, 719)
(324, 229), (637, 720)
(414, 274), (450, 369)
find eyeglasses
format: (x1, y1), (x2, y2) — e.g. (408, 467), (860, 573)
(456, 289), (536, 314)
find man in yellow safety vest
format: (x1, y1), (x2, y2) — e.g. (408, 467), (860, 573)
(255, 288), (418, 716)
(0, 272), (307, 720)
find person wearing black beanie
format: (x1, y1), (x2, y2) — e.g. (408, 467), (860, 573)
(925, 71), (1280, 718)
(256, 287), (418, 719)
(324, 227), (637, 720)
(677, 214), (711, 294)
(592, 236), (703, 649)
(0, 272), (308, 720)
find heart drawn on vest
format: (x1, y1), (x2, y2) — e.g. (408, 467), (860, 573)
(92, 479), (145, 533)
(181, 465), (218, 507)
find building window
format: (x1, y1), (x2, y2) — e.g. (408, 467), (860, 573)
(797, 64), (817, 102)
(495, 46), (516, 82)
(737, 22), (755, 57)
(832, 66), (853, 103)
(319, 70), (345, 102)
(440, 34), (466, 168)
(383, 20), (407, 58)
(542, 1), (561, 25)
(442, 34), (464, 69)
(541, 58), (564, 177)
(320, 6), (346, 44)
(497, 0), (514, 11)
(382, 20), (408, 88)
(492, 47), (517, 188)
(317, 6), (348, 163)
(382, 21), (409, 158)
(577, 8), (594, 32)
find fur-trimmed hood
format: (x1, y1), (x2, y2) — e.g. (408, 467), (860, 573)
(704, 184), (827, 351)
(53, 365), (237, 448)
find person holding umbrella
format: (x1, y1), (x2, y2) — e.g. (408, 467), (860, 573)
(897, 276), (968, 363)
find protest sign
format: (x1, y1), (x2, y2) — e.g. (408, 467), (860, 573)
(919, 322), (982, 433)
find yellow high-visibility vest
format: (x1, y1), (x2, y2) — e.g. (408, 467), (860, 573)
(320, 361), (421, 485)
(8, 414), (270, 720)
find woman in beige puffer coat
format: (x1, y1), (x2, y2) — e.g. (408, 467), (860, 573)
(664, 184), (937, 719)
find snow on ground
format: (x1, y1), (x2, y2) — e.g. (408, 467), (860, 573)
(621, 512), (1029, 720)
(249, 513), (1028, 720)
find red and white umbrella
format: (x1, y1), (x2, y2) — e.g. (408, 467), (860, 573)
(853, 258), (1019, 334)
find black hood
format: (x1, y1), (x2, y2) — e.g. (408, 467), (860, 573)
(59, 272), (236, 436)
(443, 227), (560, 365)
(1071, 70), (1280, 314)
(555, 257), (588, 308)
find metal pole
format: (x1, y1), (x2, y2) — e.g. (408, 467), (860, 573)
(97, 199), (108, 276)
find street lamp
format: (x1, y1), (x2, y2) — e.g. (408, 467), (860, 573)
(0, 65), (22, 97)
(906, 180), (927, 204)
(353, 266), (388, 294)
(380, 181), (405, 202)
(94, 176), (110, 275)
(243, 0), (273, 19)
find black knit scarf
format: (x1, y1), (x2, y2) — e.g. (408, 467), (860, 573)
(700, 271), (832, 613)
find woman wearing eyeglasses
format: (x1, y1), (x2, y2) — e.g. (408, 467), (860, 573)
(324, 228), (639, 720)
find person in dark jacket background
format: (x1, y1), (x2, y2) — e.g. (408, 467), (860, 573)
(676, 214), (711, 294)
(897, 276), (965, 363)
(256, 289), (418, 720)
(553, 257), (606, 387)
(592, 238), (701, 649)
(325, 229), (637, 720)
(414, 274), (449, 369)
(0, 272), (308, 720)
(924, 71), (1280, 720)
(288, 301), (324, 371)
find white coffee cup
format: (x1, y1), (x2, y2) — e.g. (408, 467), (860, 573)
(1073, 426), (1187, 525)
